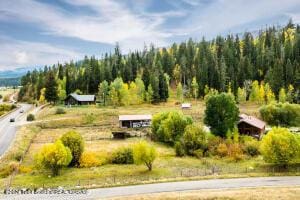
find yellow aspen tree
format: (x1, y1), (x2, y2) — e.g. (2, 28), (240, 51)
(278, 88), (286, 103)
(264, 83), (275, 104)
(237, 87), (246, 103)
(249, 80), (259, 102)
(39, 88), (46, 104)
(258, 83), (265, 104)
(287, 84), (294, 103)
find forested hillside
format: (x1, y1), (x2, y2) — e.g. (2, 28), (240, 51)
(19, 21), (300, 104)
(0, 77), (20, 87)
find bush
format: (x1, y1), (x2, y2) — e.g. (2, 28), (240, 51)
(228, 143), (243, 161)
(151, 111), (193, 144)
(260, 127), (300, 166)
(55, 108), (66, 114)
(242, 139), (260, 157)
(207, 134), (222, 156)
(174, 141), (185, 157)
(111, 147), (134, 164)
(19, 166), (33, 174)
(133, 141), (157, 171)
(216, 143), (228, 157)
(182, 124), (208, 156)
(26, 114), (35, 121)
(0, 166), (13, 178)
(204, 93), (239, 137)
(79, 152), (102, 168)
(193, 149), (204, 158)
(61, 131), (84, 167)
(259, 103), (300, 127)
(35, 140), (72, 176)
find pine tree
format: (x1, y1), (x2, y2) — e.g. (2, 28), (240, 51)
(158, 72), (168, 102)
(191, 77), (198, 99)
(44, 71), (58, 104)
(176, 82), (183, 103)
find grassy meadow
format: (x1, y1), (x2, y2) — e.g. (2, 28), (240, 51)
(1, 100), (299, 189)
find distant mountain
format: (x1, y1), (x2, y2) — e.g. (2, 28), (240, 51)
(0, 77), (20, 86)
(0, 67), (33, 78)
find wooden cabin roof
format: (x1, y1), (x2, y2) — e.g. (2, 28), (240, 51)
(238, 114), (266, 130)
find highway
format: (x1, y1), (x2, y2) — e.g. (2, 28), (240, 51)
(0, 103), (32, 157)
(1, 176), (300, 200)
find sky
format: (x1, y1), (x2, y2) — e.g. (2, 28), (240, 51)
(0, 0), (300, 71)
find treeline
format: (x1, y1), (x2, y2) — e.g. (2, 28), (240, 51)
(0, 78), (20, 87)
(19, 21), (300, 103)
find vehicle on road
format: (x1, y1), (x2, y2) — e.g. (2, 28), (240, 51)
(9, 118), (15, 122)
(20, 110), (24, 113)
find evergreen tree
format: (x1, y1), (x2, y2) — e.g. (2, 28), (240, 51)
(158, 72), (169, 102)
(44, 71), (58, 104)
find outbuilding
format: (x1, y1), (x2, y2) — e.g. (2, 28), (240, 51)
(64, 93), (96, 105)
(238, 114), (266, 139)
(119, 115), (152, 128)
(181, 103), (191, 109)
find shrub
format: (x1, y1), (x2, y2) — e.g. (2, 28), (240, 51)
(193, 149), (204, 159)
(228, 143), (243, 161)
(243, 139), (260, 157)
(13, 152), (23, 161)
(19, 166), (33, 174)
(204, 93), (239, 137)
(0, 166), (13, 178)
(174, 141), (185, 157)
(260, 127), (300, 166)
(79, 152), (102, 168)
(133, 141), (157, 171)
(61, 131), (84, 167)
(216, 143), (228, 157)
(207, 134), (222, 156)
(182, 124), (208, 155)
(259, 103), (300, 127)
(55, 108), (66, 114)
(26, 114), (35, 121)
(111, 147), (134, 164)
(35, 140), (72, 176)
(151, 111), (192, 144)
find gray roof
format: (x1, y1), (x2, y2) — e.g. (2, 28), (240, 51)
(239, 114), (266, 129)
(119, 115), (152, 121)
(69, 93), (95, 102)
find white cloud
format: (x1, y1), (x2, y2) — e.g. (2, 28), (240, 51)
(0, 0), (300, 70)
(0, 0), (182, 52)
(182, 0), (300, 37)
(0, 36), (82, 70)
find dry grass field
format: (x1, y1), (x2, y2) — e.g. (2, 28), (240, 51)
(1, 100), (298, 190)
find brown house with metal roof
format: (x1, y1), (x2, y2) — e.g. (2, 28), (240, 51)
(238, 114), (266, 139)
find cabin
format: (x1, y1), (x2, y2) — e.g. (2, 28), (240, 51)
(119, 115), (152, 128)
(64, 93), (96, 105)
(238, 114), (266, 139)
(181, 103), (191, 109)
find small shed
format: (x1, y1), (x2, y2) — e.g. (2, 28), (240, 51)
(181, 103), (191, 109)
(238, 114), (266, 139)
(119, 115), (152, 128)
(64, 93), (96, 105)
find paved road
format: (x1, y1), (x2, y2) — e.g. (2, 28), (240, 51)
(1, 176), (300, 200)
(0, 103), (32, 157)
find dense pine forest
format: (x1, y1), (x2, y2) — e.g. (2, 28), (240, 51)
(19, 21), (300, 104)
